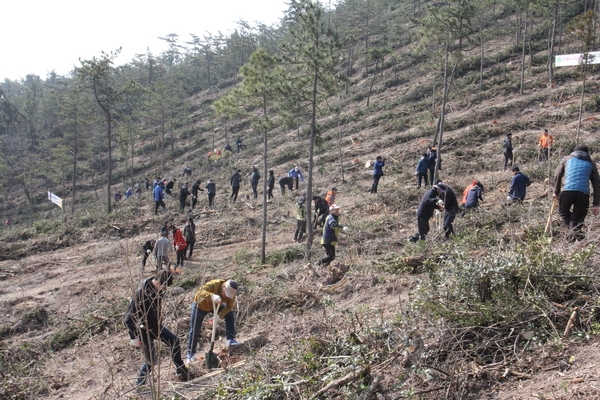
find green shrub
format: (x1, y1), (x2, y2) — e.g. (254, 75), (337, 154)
(265, 247), (305, 267)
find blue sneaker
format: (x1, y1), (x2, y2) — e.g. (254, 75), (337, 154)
(226, 339), (238, 346)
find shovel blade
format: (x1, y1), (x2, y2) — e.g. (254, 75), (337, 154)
(205, 351), (219, 369)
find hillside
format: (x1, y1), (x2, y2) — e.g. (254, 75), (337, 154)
(2, 1), (600, 399)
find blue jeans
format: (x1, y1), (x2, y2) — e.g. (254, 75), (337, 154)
(137, 326), (185, 385)
(187, 303), (235, 357)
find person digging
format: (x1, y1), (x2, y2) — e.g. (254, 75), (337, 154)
(318, 204), (348, 267)
(186, 279), (239, 367)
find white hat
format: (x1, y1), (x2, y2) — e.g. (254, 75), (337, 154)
(329, 204), (340, 211)
(224, 280), (238, 298)
(294, 166), (299, 171)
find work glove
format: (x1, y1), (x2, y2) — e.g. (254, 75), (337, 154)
(506, 195), (512, 201)
(146, 249), (151, 254)
(437, 200), (444, 207)
(211, 294), (222, 304)
(343, 226), (349, 232)
(130, 337), (142, 348)
(175, 246), (179, 251)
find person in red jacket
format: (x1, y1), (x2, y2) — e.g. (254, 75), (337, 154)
(172, 226), (188, 270)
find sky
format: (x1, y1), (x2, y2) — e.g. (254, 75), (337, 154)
(1, 0), (290, 82)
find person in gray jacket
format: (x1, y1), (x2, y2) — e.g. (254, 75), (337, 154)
(153, 228), (171, 270)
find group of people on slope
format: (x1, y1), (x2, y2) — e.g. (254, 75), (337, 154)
(125, 270), (239, 386)
(151, 176), (217, 214)
(414, 147), (439, 188)
(141, 218), (197, 271)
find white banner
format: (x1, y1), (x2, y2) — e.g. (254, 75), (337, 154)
(555, 51), (600, 67)
(48, 192), (63, 209)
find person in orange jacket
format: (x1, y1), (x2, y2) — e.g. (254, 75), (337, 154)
(325, 187), (337, 207)
(538, 129), (554, 161)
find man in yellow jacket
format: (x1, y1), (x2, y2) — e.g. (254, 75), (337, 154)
(186, 279), (238, 365)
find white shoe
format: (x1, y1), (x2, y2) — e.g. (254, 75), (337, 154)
(185, 354), (198, 366)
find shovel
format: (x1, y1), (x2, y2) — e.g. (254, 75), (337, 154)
(205, 302), (220, 370)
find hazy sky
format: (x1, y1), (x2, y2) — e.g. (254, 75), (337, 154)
(1, 0), (289, 82)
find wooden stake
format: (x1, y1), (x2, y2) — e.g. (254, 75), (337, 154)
(544, 197), (557, 234)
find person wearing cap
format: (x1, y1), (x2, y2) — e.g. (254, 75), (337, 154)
(503, 133), (514, 170)
(370, 156), (386, 193)
(508, 166), (531, 202)
(125, 270), (190, 385)
(553, 143), (600, 241)
(288, 166), (305, 191)
(416, 153), (429, 188)
(267, 170), (275, 199)
(178, 182), (191, 212)
(318, 204), (348, 267)
(250, 166), (261, 199)
(153, 228), (171, 270)
(205, 179), (216, 207)
(409, 184), (445, 242)
(186, 279), (239, 365)
(325, 187), (337, 207)
(439, 183), (459, 239)
(191, 179), (204, 210)
(294, 196), (307, 242)
(230, 169), (243, 203)
(538, 129), (554, 161)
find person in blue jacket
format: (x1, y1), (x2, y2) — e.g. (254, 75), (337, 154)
(370, 156), (386, 193)
(416, 153), (429, 188)
(318, 204), (348, 267)
(465, 183), (484, 210)
(153, 182), (166, 215)
(508, 166), (531, 202)
(553, 144), (600, 241)
(288, 166), (305, 191)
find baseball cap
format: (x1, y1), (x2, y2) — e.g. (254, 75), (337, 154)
(224, 280), (238, 298)
(434, 183), (447, 193)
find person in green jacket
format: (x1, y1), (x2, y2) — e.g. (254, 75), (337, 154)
(293, 196), (307, 242)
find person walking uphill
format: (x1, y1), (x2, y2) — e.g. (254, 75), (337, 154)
(370, 156), (386, 193)
(416, 153), (429, 188)
(230, 169), (243, 203)
(508, 166), (531, 202)
(172, 226), (187, 270)
(318, 204), (348, 267)
(438, 183), (459, 239)
(409, 184), (445, 242)
(553, 144), (600, 241)
(186, 279), (239, 365)
(250, 166), (261, 199)
(179, 182), (191, 213)
(125, 270), (189, 386)
(503, 133), (514, 170)
(205, 179), (216, 207)
(294, 196), (307, 242)
(153, 182), (166, 215)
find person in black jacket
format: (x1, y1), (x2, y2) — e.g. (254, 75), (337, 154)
(183, 217), (196, 259)
(279, 176), (294, 195)
(438, 183), (459, 239)
(178, 182), (191, 212)
(230, 170), (243, 203)
(312, 195), (329, 229)
(250, 166), (261, 199)
(267, 170), (275, 199)
(409, 184), (445, 242)
(190, 180), (203, 210)
(141, 240), (156, 269)
(165, 179), (177, 198)
(124, 270), (189, 386)
(503, 133), (513, 170)
(205, 179), (216, 207)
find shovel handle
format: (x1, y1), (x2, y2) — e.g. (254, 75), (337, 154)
(545, 197), (557, 234)
(210, 301), (219, 343)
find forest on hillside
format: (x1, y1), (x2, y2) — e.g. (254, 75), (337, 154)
(0, 0), (597, 222)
